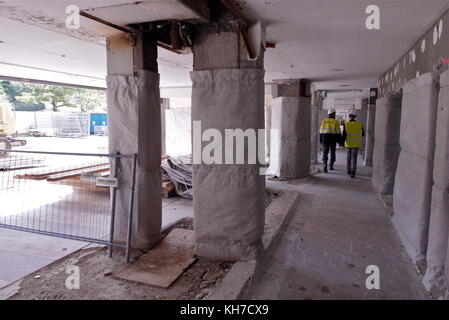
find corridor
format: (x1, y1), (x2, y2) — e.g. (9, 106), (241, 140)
(250, 150), (429, 300)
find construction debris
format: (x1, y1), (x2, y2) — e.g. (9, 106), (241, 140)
(15, 163), (110, 181)
(161, 155), (193, 199)
(113, 228), (196, 288)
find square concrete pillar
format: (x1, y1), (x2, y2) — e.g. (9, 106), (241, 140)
(372, 94), (402, 195)
(423, 69), (449, 296)
(363, 104), (376, 167)
(392, 72), (439, 271)
(269, 96), (311, 178)
(191, 28), (265, 261)
(106, 32), (161, 249)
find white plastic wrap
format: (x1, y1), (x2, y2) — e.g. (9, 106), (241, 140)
(190, 68), (265, 261)
(392, 72), (439, 266)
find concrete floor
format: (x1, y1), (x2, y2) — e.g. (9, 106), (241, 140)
(0, 196), (192, 291)
(250, 149), (429, 300)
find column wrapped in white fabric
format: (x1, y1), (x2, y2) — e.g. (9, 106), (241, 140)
(363, 104), (376, 167)
(372, 94), (402, 195)
(392, 72), (439, 269)
(191, 69), (265, 261)
(107, 70), (162, 249)
(269, 97), (311, 178)
(423, 69), (449, 296)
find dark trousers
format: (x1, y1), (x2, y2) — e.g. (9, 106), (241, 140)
(322, 143), (336, 164)
(347, 148), (359, 173)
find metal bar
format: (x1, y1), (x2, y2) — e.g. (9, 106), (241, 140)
(0, 223), (127, 248)
(0, 149), (132, 158)
(79, 11), (134, 34)
(108, 153), (120, 258)
(157, 41), (183, 55)
(125, 153), (138, 263)
(0, 74), (106, 91)
(218, 0), (256, 59)
(240, 28), (256, 59)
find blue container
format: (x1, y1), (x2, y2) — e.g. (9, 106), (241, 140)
(89, 113), (108, 134)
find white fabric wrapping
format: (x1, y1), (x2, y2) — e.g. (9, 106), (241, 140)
(165, 108), (192, 156)
(190, 69), (265, 261)
(269, 97), (311, 178)
(372, 95), (402, 195)
(107, 70), (162, 249)
(423, 69), (449, 295)
(363, 104), (376, 167)
(392, 72), (439, 267)
(311, 107), (319, 164)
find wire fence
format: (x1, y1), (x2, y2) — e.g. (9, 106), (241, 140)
(0, 149), (136, 262)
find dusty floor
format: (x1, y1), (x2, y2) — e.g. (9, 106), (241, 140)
(9, 218), (234, 300)
(249, 149), (430, 300)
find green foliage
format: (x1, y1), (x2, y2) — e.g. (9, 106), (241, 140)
(13, 101), (46, 111)
(0, 80), (106, 112)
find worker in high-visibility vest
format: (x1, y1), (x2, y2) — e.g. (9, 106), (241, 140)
(319, 108), (342, 173)
(342, 111), (365, 178)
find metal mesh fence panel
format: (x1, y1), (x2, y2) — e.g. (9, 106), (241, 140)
(0, 150), (135, 261)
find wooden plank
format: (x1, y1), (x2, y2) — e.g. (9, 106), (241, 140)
(46, 166), (109, 182)
(15, 163), (109, 180)
(113, 229), (196, 288)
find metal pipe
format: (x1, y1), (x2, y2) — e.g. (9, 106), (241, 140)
(0, 149), (132, 158)
(0, 223), (127, 248)
(79, 11), (135, 34)
(125, 153), (138, 263)
(108, 152), (120, 258)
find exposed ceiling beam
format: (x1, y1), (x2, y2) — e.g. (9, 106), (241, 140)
(0, 75), (106, 91)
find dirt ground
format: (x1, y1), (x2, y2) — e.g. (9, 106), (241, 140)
(9, 218), (233, 300)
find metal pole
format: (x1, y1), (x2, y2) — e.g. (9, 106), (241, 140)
(125, 153), (138, 263)
(108, 152), (120, 258)
(0, 149), (131, 158)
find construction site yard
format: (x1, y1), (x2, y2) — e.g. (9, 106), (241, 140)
(7, 219), (236, 301)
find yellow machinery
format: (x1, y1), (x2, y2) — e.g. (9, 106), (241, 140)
(0, 99), (26, 155)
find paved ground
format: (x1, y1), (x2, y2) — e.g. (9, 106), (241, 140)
(249, 149), (429, 300)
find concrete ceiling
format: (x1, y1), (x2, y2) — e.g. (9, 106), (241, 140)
(0, 0), (448, 97)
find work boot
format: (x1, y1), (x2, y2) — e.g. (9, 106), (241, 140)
(347, 169), (351, 175)
(350, 171), (356, 178)
(329, 162), (335, 170)
(323, 163), (328, 173)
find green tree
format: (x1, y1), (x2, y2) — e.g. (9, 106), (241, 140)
(71, 88), (106, 112)
(17, 84), (77, 112)
(1, 81), (106, 112)
(0, 80), (26, 103)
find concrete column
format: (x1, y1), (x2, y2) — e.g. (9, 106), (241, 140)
(392, 72), (439, 272)
(423, 69), (449, 297)
(265, 100), (272, 162)
(270, 80), (311, 178)
(372, 94), (402, 195)
(161, 98), (168, 156)
(191, 28), (265, 261)
(106, 31), (162, 249)
(311, 106), (319, 164)
(363, 104), (376, 167)
(311, 90), (323, 164)
(355, 108), (368, 151)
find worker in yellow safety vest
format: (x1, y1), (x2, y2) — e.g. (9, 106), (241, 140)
(342, 111), (364, 178)
(319, 108), (342, 173)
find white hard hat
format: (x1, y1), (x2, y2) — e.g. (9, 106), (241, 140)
(349, 110), (357, 116)
(327, 108), (336, 115)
